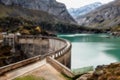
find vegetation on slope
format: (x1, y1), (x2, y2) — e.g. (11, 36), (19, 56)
(0, 44), (27, 67)
(0, 45), (12, 56)
(0, 16), (108, 35)
(0, 45), (12, 66)
(0, 17), (55, 35)
(0, 4), (60, 23)
(111, 24), (120, 32)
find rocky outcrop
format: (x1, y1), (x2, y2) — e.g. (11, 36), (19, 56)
(77, 0), (120, 28)
(87, 63), (120, 80)
(0, 0), (75, 23)
(77, 62), (120, 80)
(77, 72), (93, 80)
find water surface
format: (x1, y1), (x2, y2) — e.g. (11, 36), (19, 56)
(58, 34), (120, 69)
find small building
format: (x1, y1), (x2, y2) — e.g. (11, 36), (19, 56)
(2, 32), (21, 52)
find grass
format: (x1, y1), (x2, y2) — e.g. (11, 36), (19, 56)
(13, 75), (45, 80)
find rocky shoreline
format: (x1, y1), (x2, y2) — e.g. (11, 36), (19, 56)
(110, 32), (120, 37)
(77, 62), (120, 80)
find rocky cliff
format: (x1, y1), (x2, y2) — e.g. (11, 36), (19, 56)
(77, 0), (120, 28)
(0, 0), (75, 23)
(0, 3), (63, 23)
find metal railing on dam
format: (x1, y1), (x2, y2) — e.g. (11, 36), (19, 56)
(0, 35), (72, 76)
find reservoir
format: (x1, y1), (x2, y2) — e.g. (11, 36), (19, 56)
(58, 34), (120, 69)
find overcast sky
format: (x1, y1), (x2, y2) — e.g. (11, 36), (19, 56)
(56, 0), (114, 9)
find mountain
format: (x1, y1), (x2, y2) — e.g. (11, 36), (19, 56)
(68, 2), (102, 19)
(77, 0), (120, 29)
(0, 0), (75, 23)
(0, 4), (61, 23)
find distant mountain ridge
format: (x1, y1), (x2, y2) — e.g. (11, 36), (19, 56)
(76, 0), (120, 28)
(0, 0), (75, 23)
(68, 2), (102, 19)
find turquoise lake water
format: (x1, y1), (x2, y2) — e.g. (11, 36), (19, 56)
(58, 34), (120, 69)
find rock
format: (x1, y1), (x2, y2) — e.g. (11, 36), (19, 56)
(111, 32), (120, 37)
(0, 0), (75, 23)
(77, 73), (93, 80)
(94, 70), (104, 76)
(88, 62), (120, 80)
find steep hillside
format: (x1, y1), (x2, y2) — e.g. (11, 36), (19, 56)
(0, 4), (62, 23)
(0, 0), (75, 23)
(0, 4), (77, 34)
(77, 0), (120, 29)
(68, 2), (102, 19)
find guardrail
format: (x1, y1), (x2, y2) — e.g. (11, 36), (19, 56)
(0, 55), (42, 75)
(0, 35), (71, 75)
(47, 56), (74, 78)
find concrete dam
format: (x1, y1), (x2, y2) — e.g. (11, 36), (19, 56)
(0, 35), (74, 80)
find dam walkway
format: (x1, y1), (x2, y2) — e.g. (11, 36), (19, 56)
(0, 59), (66, 80)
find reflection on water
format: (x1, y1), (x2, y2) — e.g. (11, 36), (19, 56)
(58, 34), (120, 69)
